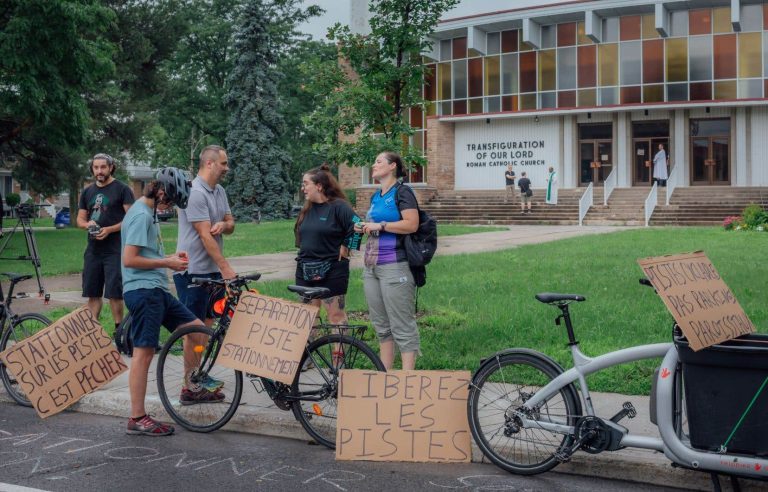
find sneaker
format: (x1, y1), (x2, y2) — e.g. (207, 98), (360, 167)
(199, 373), (224, 392)
(126, 415), (174, 436)
(180, 387), (225, 406)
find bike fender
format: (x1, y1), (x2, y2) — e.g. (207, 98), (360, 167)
(476, 348), (568, 376)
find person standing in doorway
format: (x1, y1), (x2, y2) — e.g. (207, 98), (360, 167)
(518, 171), (532, 214)
(173, 145), (236, 328)
(77, 153), (135, 331)
(545, 166), (558, 205)
(504, 164), (516, 203)
(653, 143), (668, 187)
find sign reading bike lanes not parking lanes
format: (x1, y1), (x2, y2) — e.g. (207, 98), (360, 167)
(336, 370), (472, 463)
(0, 307), (127, 418)
(217, 292), (318, 384)
(638, 251), (754, 351)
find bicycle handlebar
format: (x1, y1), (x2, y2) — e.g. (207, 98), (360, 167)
(190, 273), (261, 288)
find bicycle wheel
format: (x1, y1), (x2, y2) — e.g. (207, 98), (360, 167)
(468, 352), (580, 475)
(0, 313), (52, 406)
(291, 334), (385, 449)
(156, 325), (243, 432)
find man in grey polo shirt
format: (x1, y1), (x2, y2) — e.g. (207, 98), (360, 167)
(173, 145), (236, 325)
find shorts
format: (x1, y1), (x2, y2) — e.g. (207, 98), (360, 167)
(173, 271), (222, 320)
(294, 258), (350, 299)
(82, 248), (123, 299)
(520, 193), (532, 203)
(123, 288), (198, 348)
(362, 261), (420, 354)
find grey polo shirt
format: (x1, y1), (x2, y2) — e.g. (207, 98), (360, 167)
(176, 176), (232, 274)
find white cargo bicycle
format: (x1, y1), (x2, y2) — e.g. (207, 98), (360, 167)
(468, 279), (767, 490)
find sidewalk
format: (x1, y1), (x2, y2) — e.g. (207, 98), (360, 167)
(13, 225), (630, 311)
(2, 225), (754, 490)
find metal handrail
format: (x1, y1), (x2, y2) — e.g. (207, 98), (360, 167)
(665, 160), (679, 206)
(603, 168), (617, 206)
(644, 182), (658, 227)
(578, 182), (594, 227)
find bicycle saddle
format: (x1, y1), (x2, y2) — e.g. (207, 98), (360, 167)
(0, 272), (33, 283)
(287, 285), (331, 300)
(535, 293), (586, 304)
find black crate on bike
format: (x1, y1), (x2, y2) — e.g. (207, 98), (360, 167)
(675, 333), (768, 456)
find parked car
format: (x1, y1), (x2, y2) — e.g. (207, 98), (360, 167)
(157, 206), (176, 222)
(54, 207), (70, 229)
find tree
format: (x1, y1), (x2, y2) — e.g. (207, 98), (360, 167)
(0, 0), (115, 206)
(224, 0), (320, 221)
(277, 39), (340, 194)
(153, 0), (245, 170)
(305, 0), (458, 170)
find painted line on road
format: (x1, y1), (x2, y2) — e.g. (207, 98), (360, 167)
(0, 483), (50, 492)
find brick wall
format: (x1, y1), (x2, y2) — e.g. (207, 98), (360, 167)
(426, 117), (455, 192)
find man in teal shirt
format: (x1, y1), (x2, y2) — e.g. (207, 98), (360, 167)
(121, 167), (223, 436)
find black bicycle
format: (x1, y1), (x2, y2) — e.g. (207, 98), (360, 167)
(155, 274), (385, 448)
(0, 272), (52, 405)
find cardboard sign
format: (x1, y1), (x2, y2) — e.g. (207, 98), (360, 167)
(638, 252), (755, 351)
(0, 307), (127, 418)
(217, 293), (317, 384)
(336, 370), (472, 463)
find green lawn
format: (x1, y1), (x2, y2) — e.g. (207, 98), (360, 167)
(255, 227), (767, 395)
(43, 226), (765, 395)
(0, 220), (505, 276)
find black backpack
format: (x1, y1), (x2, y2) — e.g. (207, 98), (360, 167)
(395, 183), (438, 287)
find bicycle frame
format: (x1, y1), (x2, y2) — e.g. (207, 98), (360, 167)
(520, 342), (671, 452)
(518, 342), (768, 480)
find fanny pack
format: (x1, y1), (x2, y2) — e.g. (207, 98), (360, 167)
(301, 259), (333, 281)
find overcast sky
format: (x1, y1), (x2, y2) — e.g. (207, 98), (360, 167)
(299, 0), (351, 40)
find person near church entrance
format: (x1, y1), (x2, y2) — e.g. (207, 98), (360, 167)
(545, 166), (558, 205)
(518, 171), (532, 214)
(653, 143), (668, 187)
(504, 164), (516, 203)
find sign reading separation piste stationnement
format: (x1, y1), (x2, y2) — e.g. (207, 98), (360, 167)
(0, 307), (127, 418)
(336, 370), (472, 463)
(217, 292), (318, 385)
(638, 251), (754, 351)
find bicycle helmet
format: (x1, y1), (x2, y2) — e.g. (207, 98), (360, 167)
(155, 167), (192, 209)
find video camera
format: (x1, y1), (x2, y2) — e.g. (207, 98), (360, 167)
(13, 203), (37, 219)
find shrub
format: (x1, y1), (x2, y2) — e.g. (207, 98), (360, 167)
(4, 193), (20, 207)
(344, 188), (357, 208)
(741, 203), (768, 229)
(723, 215), (742, 230)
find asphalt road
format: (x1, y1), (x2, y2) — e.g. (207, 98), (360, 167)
(0, 403), (689, 492)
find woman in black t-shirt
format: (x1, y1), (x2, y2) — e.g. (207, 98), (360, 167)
(294, 164), (360, 327)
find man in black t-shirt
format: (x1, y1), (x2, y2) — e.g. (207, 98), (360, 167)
(77, 153), (135, 330)
(518, 171), (532, 214)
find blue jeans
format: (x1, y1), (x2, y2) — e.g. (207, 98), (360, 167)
(173, 271), (222, 321)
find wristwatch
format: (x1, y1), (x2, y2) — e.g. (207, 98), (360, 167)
(379, 221), (387, 232)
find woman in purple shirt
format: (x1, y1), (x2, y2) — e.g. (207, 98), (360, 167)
(358, 152), (420, 370)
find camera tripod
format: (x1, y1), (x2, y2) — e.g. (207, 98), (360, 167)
(0, 204), (47, 301)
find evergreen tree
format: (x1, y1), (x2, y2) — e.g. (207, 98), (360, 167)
(224, 0), (319, 221)
(305, 0), (458, 169)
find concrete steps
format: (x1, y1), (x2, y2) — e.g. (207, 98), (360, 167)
(421, 189), (582, 225)
(420, 186), (768, 226)
(650, 186), (768, 226)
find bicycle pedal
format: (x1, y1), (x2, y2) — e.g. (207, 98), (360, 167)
(15, 292), (29, 299)
(554, 450), (572, 463)
(610, 402), (637, 423)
